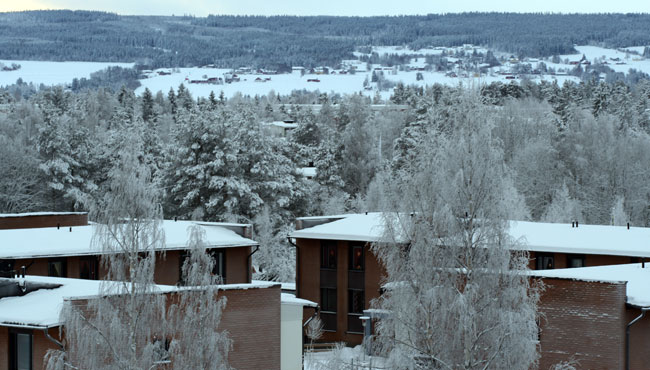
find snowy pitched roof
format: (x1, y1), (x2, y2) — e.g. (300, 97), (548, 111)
(0, 220), (257, 259)
(291, 213), (650, 257)
(291, 213), (389, 242)
(532, 264), (650, 308)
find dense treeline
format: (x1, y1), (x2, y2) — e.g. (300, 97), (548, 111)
(1, 11), (650, 68)
(2, 77), (650, 278)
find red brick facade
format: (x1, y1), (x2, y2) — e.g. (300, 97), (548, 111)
(0, 285), (281, 370)
(13, 246), (252, 285)
(296, 236), (650, 368)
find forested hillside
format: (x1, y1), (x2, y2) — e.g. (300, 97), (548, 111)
(2, 77), (650, 278)
(1, 11), (650, 68)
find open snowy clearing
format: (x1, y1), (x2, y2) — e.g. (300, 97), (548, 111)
(0, 60), (134, 87)
(136, 66), (581, 100)
(0, 45), (647, 99)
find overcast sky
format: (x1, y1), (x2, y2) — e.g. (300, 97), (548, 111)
(1, 0), (649, 16)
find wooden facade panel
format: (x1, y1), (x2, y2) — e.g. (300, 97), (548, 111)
(225, 246), (251, 284)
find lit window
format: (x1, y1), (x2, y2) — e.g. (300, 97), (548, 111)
(349, 245), (364, 271)
(321, 242), (337, 269)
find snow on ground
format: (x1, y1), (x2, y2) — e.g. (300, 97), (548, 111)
(561, 46), (650, 74)
(136, 68), (378, 99)
(623, 46), (647, 54)
(0, 60), (134, 87)
(304, 346), (386, 370)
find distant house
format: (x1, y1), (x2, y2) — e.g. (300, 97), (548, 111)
(262, 120), (298, 137)
(0, 212), (258, 285)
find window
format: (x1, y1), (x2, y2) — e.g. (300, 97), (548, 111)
(321, 242), (337, 269)
(209, 249), (226, 282)
(348, 290), (365, 333)
(9, 330), (32, 370)
(348, 289), (364, 314)
(0, 259), (15, 278)
(321, 288), (337, 312)
(48, 258), (67, 277)
(320, 241), (338, 332)
(349, 245), (364, 271)
(535, 253), (554, 270)
(79, 256), (99, 280)
(567, 254), (585, 268)
(320, 288), (337, 331)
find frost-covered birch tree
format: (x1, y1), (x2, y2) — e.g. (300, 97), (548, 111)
(45, 135), (230, 369)
(372, 95), (540, 370)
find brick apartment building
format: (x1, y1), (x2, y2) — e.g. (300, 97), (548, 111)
(290, 213), (650, 368)
(0, 276), (283, 370)
(0, 212), (316, 370)
(0, 212), (258, 285)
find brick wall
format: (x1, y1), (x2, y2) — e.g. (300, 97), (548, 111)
(538, 278), (627, 369)
(218, 284), (281, 369)
(0, 285), (281, 370)
(296, 238), (386, 345)
(529, 251), (634, 269)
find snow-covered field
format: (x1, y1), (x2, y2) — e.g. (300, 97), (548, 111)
(0, 60), (134, 86)
(1, 45), (648, 99)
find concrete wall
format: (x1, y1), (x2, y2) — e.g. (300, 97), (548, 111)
(281, 303), (304, 370)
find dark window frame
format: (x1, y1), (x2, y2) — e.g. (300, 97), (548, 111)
(535, 253), (555, 270)
(320, 241), (337, 270)
(566, 254), (586, 268)
(79, 256), (99, 280)
(349, 244), (365, 271)
(179, 249), (227, 285)
(48, 258), (67, 277)
(209, 249), (227, 283)
(9, 328), (33, 370)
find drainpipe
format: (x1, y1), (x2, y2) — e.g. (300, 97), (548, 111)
(287, 237), (299, 297)
(246, 246), (259, 283)
(626, 307), (650, 370)
(43, 326), (64, 350)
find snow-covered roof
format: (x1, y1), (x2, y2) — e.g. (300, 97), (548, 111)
(0, 220), (257, 259)
(281, 293), (317, 307)
(298, 167), (316, 177)
(0, 212), (87, 218)
(267, 121), (298, 129)
(0, 276), (279, 328)
(291, 213), (650, 257)
(532, 264), (650, 308)
(0, 276), (174, 328)
(508, 221), (650, 257)
(291, 213), (388, 242)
